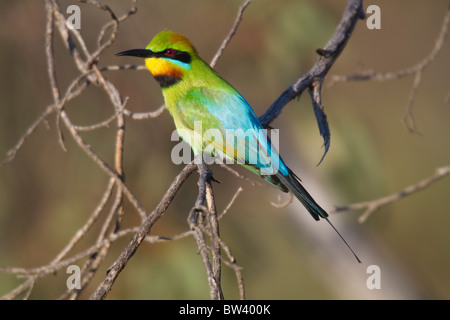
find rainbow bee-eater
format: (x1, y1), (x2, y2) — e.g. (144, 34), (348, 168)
(117, 30), (360, 262)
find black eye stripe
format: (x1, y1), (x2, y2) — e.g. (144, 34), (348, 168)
(155, 49), (191, 64)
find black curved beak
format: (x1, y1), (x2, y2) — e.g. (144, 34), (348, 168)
(115, 49), (154, 58)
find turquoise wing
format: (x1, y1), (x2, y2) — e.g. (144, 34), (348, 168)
(177, 86), (290, 191)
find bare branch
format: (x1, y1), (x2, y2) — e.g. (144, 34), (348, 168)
(205, 169), (223, 299)
(54, 179), (116, 265)
(89, 161), (197, 300)
(259, 0), (364, 162)
(218, 186), (244, 220)
(2, 0), (252, 300)
(1, 106), (54, 166)
(403, 70), (423, 134)
(0, 225), (142, 300)
(72, 109), (121, 131)
(210, 0), (252, 68)
(45, 1), (60, 104)
(218, 238), (245, 300)
(333, 165), (450, 223)
(330, 7), (449, 84)
(270, 192), (294, 209)
(219, 163), (264, 187)
(5, 0), (447, 301)
(100, 64), (147, 72)
(329, 6), (450, 132)
(123, 104), (166, 120)
(186, 159), (223, 300)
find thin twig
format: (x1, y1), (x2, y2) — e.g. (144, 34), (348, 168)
(218, 187), (244, 220)
(403, 70), (423, 134)
(100, 64), (147, 72)
(218, 238), (245, 300)
(1, 225), (144, 300)
(333, 165), (450, 223)
(270, 192), (294, 209)
(1, 106), (54, 166)
(89, 161), (197, 300)
(219, 163), (264, 187)
(59, 108), (148, 220)
(72, 110), (120, 131)
(123, 104), (166, 120)
(52, 178), (116, 265)
(329, 6), (450, 133)
(330, 7), (449, 84)
(45, 0), (67, 152)
(210, 0), (252, 68)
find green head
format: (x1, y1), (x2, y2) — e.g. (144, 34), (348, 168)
(116, 30), (199, 87)
(145, 30), (197, 56)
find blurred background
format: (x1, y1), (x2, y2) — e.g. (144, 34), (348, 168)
(0, 0), (449, 299)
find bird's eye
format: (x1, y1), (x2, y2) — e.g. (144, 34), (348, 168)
(165, 49), (174, 56)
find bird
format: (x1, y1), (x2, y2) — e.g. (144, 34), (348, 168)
(117, 30), (360, 263)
